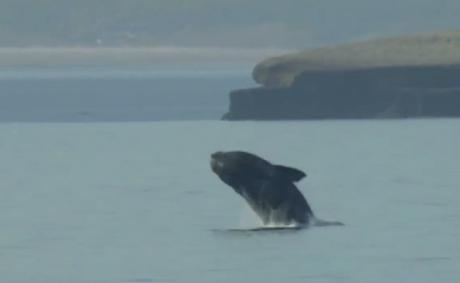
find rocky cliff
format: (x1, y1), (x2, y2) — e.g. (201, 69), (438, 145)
(223, 31), (460, 120)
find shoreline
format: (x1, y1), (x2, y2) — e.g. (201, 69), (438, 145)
(0, 46), (290, 68)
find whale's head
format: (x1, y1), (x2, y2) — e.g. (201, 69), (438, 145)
(211, 151), (260, 190)
(210, 150), (271, 183)
(210, 151), (254, 174)
(210, 151), (227, 175)
(210, 151), (252, 181)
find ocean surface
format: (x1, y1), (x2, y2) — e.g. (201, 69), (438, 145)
(0, 70), (459, 283)
(0, 68), (253, 122)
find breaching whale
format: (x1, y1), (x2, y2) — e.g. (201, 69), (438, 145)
(210, 151), (343, 228)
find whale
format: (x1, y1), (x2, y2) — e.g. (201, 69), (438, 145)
(210, 151), (343, 228)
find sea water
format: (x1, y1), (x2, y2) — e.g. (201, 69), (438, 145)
(0, 71), (459, 283)
(1, 120), (459, 283)
(0, 68), (253, 122)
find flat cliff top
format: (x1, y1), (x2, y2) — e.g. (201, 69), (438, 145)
(253, 31), (460, 87)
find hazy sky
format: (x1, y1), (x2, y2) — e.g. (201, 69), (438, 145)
(0, 0), (459, 48)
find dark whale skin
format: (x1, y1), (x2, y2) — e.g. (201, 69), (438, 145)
(210, 151), (314, 226)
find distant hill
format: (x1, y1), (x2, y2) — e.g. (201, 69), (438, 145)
(1, 0), (460, 47)
(253, 31), (460, 87)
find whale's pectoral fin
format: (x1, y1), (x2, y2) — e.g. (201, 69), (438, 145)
(273, 165), (306, 182)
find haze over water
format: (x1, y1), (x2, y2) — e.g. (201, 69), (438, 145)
(0, 69), (459, 282)
(0, 68), (255, 122)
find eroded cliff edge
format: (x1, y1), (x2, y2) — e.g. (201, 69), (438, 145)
(223, 31), (460, 120)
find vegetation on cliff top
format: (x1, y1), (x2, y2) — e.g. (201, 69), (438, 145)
(253, 31), (460, 87)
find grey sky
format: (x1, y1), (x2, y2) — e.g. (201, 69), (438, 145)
(0, 0), (459, 48)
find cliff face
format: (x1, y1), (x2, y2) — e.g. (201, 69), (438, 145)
(224, 65), (460, 120)
(224, 31), (460, 120)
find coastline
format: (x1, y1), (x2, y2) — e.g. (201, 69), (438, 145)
(0, 46), (291, 69)
(225, 31), (460, 120)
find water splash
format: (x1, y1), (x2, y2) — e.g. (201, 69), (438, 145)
(237, 204), (305, 230)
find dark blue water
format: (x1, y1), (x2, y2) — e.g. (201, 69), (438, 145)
(0, 69), (253, 122)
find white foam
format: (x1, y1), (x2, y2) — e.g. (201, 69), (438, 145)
(263, 222), (302, 229)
